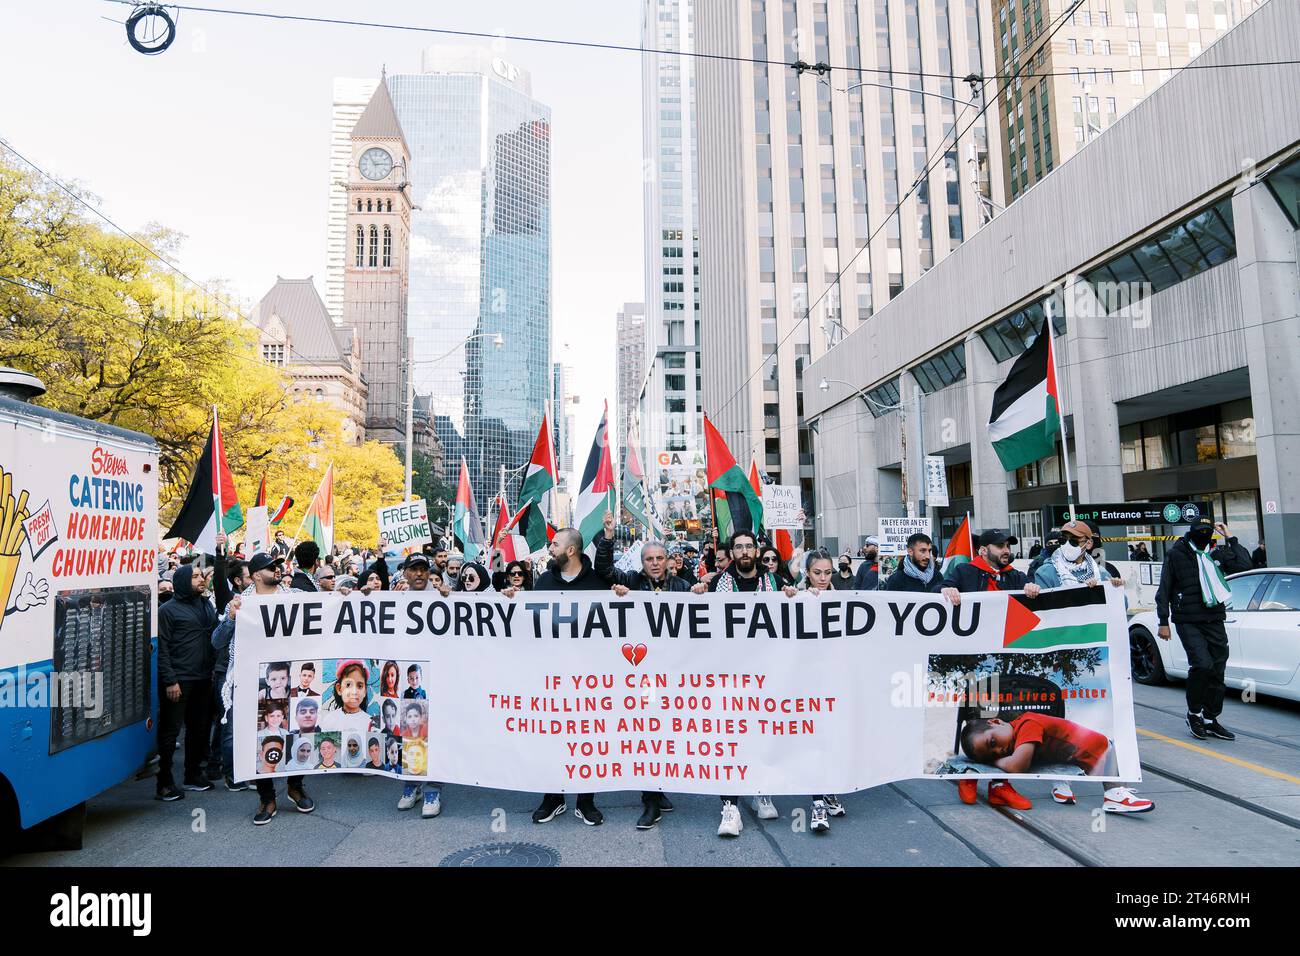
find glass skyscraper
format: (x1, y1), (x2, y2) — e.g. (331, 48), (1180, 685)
(389, 47), (552, 510)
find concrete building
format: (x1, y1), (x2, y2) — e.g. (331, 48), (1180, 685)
(343, 78), (412, 446)
(640, 0), (705, 458)
(326, 77), (380, 322)
(252, 277), (368, 445)
(994, 0), (1265, 203)
(696, 0), (1004, 530)
(805, 0), (1300, 564)
(616, 302), (647, 478)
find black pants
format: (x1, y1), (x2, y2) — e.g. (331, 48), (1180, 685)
(156, 678), (212, 789)
(256, 776), (305, 803)
(1176, 618), (1230, 719)
(207, 677), (226, 778)
(546, 792), (594, 804)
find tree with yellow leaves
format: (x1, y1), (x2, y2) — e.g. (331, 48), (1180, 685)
(0, 151), (406, 545)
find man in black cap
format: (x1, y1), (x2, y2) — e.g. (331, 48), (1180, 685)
(940, 529), (1040, 810)
(1155, 517), (1252, 740)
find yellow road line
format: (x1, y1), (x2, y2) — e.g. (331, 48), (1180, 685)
(1136, 727), (1300, 785)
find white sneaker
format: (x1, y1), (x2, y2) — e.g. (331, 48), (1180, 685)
(810, 800), (830, 833)
(718, 800), (743, 837)
(1051, 782), (1076, 804)
(396, 785), (423, 810)
(1103, 786), (1154, 813)
(823, 794), (846, 817)
(422, 789), (442, 818)
(751, 795), (779, 819)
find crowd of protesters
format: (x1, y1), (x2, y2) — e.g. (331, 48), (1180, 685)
(152, 508), (1254, 835)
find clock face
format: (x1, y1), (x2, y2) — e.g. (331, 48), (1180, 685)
(359, 147), (393, 181)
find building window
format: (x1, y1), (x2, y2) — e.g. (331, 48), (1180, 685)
(368, 225), (378, 267)
(366, 199), (373, 212)
(382, 226), (392, 267)
(355, 226), (364, 267)
(386, 199), (393, 212)
(356, 199), (362, 212)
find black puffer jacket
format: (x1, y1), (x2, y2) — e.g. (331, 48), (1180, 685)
(943, 558), (1029, 593)
(533, 555), (609, 591)
(882, 564), (944, 593)
(594, 537), (692, 592)
(157, 565), (218, 685)
(1156, 535), (1252, 626)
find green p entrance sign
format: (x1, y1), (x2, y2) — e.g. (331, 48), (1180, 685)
(1045, 501), (1213, 527)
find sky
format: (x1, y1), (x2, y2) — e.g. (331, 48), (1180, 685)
(0, 0), (646, 490)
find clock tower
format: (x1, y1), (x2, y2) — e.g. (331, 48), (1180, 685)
(343, 78), (412, 444)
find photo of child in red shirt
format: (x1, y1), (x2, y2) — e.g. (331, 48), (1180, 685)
(960, 712), (1118, 777)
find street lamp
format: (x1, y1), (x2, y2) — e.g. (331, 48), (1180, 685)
(405, 331), (505, 502)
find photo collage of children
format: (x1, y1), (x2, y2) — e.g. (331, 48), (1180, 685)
(254, 658), (431, 779)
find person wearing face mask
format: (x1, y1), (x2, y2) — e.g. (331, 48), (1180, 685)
(830, 554), (856, 589)
(530, 525), (612, 827)
(939, 530), (1041, 810)
(852, 536), (881, 590)
(1032, 520), (1152, 814)
(1155, 516), (1252, 741)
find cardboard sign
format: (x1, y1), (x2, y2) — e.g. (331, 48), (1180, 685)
(376, 500), (432, 556)
(878, 517), (931, 556)
(761, 484), (804, 529)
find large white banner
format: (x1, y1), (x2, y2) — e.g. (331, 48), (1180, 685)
(234, 587), (1139, 792)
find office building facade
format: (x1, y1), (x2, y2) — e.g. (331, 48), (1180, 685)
(994, 0), (1264, 203)
(387, 47), (552, 509)
(696, 0), (1003, 528)
(805, 0), (1300, 563)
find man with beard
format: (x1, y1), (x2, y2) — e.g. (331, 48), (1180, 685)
(711, 529), (795, 834)
(531, 526), (610, 827)
(852, 535), (882, 590)
(939, 530), (1041, 811)
(216, 552), (316, 825)
(882, 533), (942, 593)
(1155, 516), (1252, 741)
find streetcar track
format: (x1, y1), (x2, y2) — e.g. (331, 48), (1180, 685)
(886, 783), (1005, 868)
(1135, 700), (1300, 754)
(985, 803), (1105, 867)
(1139, 761), (1300, 832)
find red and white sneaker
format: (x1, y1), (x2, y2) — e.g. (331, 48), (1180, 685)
(1103, 787), (1154, 813)
(1051, 782), (1076, 804)
(957, 779), (978, 805)
(988, 781), (1033, 810)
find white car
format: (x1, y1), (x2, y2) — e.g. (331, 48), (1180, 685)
(1128, 567), (1300, 702)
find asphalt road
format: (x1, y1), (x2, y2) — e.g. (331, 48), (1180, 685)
(7, 683), (1300, 867)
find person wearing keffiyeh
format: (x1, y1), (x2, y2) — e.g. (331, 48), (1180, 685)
(1155, 516), (1252, 742)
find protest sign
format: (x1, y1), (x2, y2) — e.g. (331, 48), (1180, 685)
(376, 500), (432, 556)
(877, 517), (931, 556)
(244, 506), (269, 557)
(234, 586), (1138, 792)
(760, 484), (803, 530)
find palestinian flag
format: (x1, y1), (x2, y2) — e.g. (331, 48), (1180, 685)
(515, 411), (558, 551)
(269, 495), (294, 526)
(164, 407), (242, 553)
(575, 402), (616, 549)
(749, 455), (794, 560)
(704, 414), (762, 541)
(622, 430), (661, 538)
(502, 501), (553, 555)
(941, 513), (974, 576)
(492, 497), (530, 563)
(255, 474), (267, 508)
(453, 457), (485, 561)
(301, 464), (334, 554)
(988, 320), (1062, 472)
(1003, 587), (1110, 649)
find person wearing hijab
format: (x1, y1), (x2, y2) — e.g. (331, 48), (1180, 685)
(285, 738), (316, 772)
(456, 562), (492, 592)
